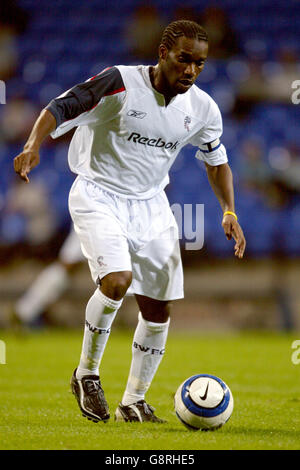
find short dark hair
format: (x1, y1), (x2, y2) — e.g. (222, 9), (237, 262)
(160, 20), (208, 50)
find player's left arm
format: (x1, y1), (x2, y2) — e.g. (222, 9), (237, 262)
(205, 161), (246, 259)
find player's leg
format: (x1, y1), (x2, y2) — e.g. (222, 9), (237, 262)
(69, 177), (133, 422)
(115, 191), (183, 423)
(71, 270), (132, 423)
(76, 270), (132, 379)
(12, 227), (84, 326)
(115, 296), (171, 423)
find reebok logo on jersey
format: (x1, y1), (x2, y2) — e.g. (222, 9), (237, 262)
(128, 132), (179, 150)
(127, 109), (147, 119)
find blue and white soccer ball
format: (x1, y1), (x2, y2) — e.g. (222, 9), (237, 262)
(174, 374), (234, 431)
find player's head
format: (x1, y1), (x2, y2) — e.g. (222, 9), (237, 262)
(158, 20), (209, 95)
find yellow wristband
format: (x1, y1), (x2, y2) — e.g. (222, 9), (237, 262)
(223, 211), (238, 221)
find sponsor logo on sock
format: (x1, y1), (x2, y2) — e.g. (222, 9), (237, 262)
(85, 320), (110, 335)
(133, 341), (165, 355)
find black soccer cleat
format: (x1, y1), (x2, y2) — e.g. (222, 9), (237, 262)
(115, 400), (166, 423)
(70, 368), (110, 423)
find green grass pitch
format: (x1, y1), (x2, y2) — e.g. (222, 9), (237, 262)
(0, 328), (299, 450)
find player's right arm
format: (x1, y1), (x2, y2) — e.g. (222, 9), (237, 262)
(14, 67), (125, 183)
(14, 109), (56, 183)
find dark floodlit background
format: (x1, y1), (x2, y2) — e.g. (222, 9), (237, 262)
(0, 0), (300, 330)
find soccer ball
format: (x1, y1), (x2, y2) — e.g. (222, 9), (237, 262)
(174, 374), (234, 431)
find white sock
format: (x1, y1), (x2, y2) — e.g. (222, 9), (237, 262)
(15, 262), (69, 323)
(121, 312), (170, 406)
(76, 289), (123, 380)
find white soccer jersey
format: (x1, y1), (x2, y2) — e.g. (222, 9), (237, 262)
(47, 65), (227, 199)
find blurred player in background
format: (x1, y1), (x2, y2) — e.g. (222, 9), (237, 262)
(12, 226), (84, 326)
(12, 225), (134, 327)
(14, 20), (246, 424)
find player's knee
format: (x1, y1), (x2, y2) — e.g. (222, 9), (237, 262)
(139, 299), (172, 323)
(100, 271), (132, 300)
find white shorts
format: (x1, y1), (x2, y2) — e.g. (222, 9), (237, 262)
(68, 177), (184, 301)
(59, 226), (85, 265)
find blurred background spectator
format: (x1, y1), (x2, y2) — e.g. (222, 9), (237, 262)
(235, 46), (300, 114)
(264, 46), (300, 104)
(123, 3), (166, 62)
(238, 137), (279, 209)
(0, 93), (38, 144)
(0, 1), (28, 80)
(172, 5), (201, 23)
(1, 0), (300, 331)
(198, 5), (240, 59)
(1, 176), (57, 258)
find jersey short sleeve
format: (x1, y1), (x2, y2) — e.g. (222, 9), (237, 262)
(190, 98), (228, 166)
(46, 67), (126, 138)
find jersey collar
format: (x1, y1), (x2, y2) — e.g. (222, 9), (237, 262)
(142, 66), (184, 107)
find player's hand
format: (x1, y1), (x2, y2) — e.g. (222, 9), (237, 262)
(222, 214), (246, 259)
(13, 149), (40, 183)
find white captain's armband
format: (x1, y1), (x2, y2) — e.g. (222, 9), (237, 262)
(198, 138), (221, 153)
(195, 138), (228, 165)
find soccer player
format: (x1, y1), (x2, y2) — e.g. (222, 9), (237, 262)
(14, 20), (246, 423)
(12, 226), (85, 327)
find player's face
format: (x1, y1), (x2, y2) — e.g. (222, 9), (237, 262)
(159, 37), (208, 96)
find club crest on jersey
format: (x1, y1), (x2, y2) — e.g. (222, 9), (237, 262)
(184, 116), (191, 132)
(127, 109), (147, 119)
(97, 256), (107, 267)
